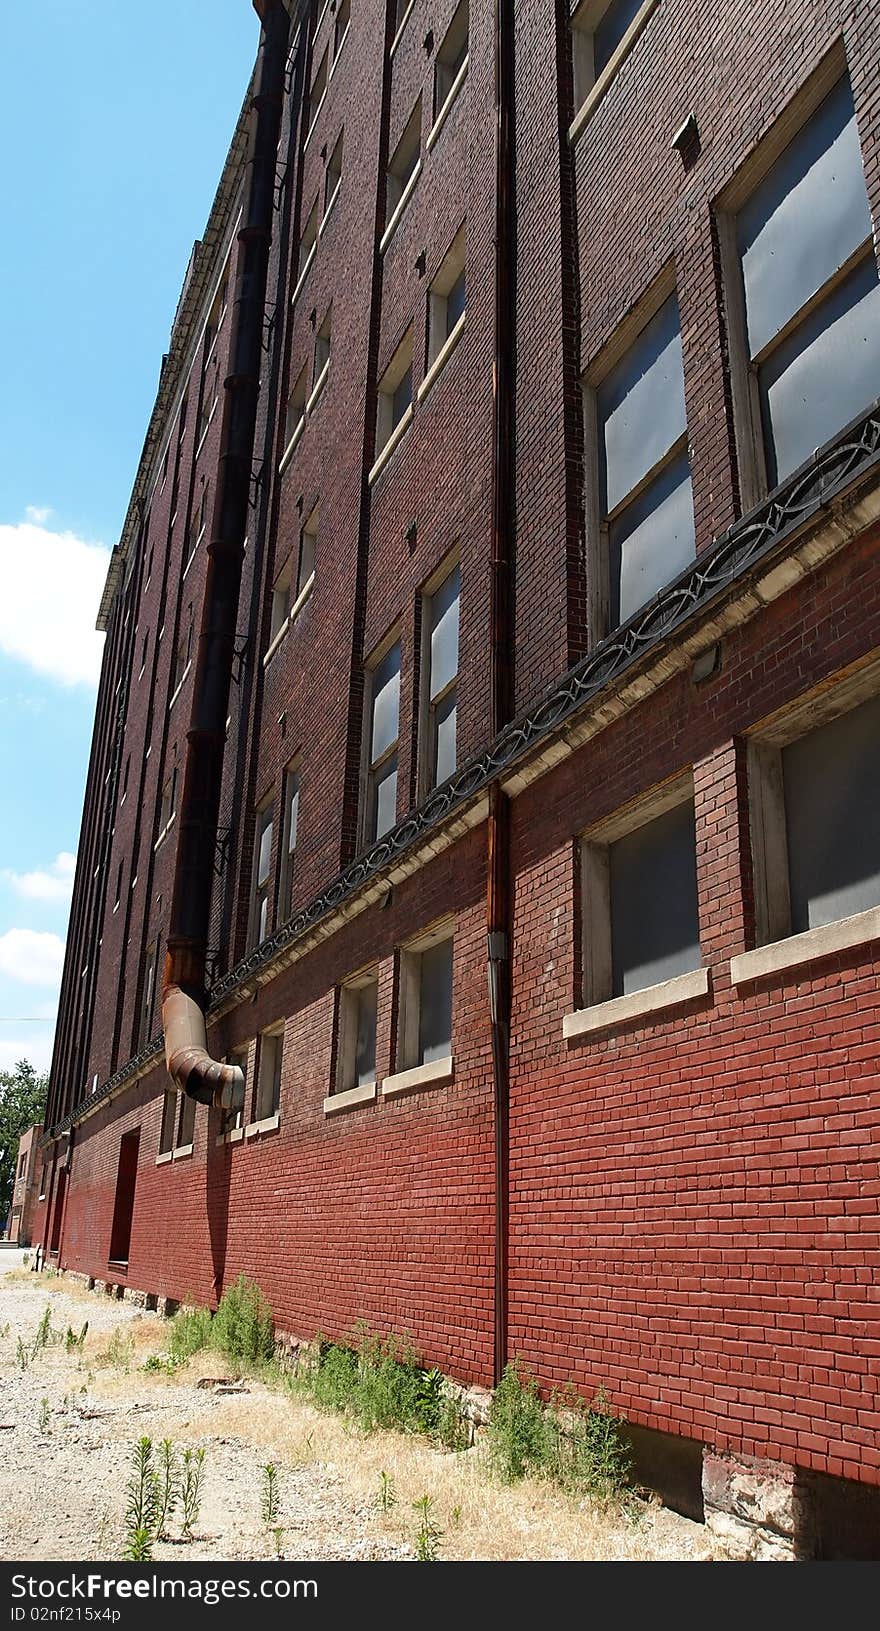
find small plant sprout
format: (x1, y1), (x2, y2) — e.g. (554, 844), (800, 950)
(412, 1494), (442, 1562)
(16, 1337), (30, 1372)
(156, 1440), (179, 1538)
(31, 1306), (53, 1357)
(65, 1321), (88, 1355)
(378, 1470), (397, 1513)
(38, 1398), (50, 1434)
(123, 1438), (161, 1563)
(181, 1447), (206, 1539)
(451, 1505), (462, 1529)
(261, 1462), (280, 1529)
(107, 1329), (134, 1372)
(273, 1526), (284, 1557)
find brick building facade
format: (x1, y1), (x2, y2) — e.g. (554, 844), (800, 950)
(7, 1124), (43, 1246)
(36, 0), (880, 1556)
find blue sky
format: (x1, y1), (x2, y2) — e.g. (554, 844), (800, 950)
(0, 2), (260, 1076)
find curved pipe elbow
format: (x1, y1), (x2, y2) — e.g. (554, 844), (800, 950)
(162, 983), (245, 1112)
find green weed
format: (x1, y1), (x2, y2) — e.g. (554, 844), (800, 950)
(487, 1362), (631, 1502)
(412, 1494), (442, 1561)
(294, 1324), (444, 1437)
(123, 1438), (161, 1562)
(106, 1330), (134, 1372)
(377, 1470), (397, 1513)
(181, 1447), (206, 1539)
(261, 1463), (280, 1529)
(168, 1305), (212, 1366)
(211, 1275), (274, 1369)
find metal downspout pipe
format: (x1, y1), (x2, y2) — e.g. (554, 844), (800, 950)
(162, 0), (291, 1109)
(489, 0), (516, 1386)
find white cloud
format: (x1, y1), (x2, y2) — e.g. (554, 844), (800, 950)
(0, 518), (109, 687)
(0, 929), (65, 988)
(25, 506), (52, 525)
(0, 1032), (54, 1075)
(2, 853), (76, 903)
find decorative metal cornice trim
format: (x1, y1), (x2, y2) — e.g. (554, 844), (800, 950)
(48, 403), (880, 1140)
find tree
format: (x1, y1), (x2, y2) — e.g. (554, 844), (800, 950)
(0, 1059), (48, 1223)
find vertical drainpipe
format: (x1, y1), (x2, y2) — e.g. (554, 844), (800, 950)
(162, 0), (290, 1108)
(489, 0), (516, 1386)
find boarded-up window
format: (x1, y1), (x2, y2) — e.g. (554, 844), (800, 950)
(417, 937), (454, 1064)
(250, 801), (274, 946)
(254, 1031), (283, 1121)
(735, 75), (880, 486)
(424, 564), (460, 790)
(782, 691), (880, 933)
(364, 641), (401, 843)
(336, 976), (379, 1092)
(434, 0), (469, 119)
(585, 798), (701, 999)
(597, 294), (695, 626)
(571, 0), (654, 113)
(159, 1089), (177, 1155)
(386, 100), (421, 226)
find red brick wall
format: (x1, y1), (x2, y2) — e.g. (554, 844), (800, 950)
(507, 525), (880, 1488)
(61, 828), (497, 1384)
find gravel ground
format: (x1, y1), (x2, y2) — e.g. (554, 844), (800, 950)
(0, 1253), (712, 1564)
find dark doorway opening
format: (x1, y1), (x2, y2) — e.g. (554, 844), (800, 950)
(49, 1162), (67, 1256)
(108, 1129), (140, 1267)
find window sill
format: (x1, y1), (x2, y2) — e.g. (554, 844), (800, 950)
(417, 312), (465, 405)
(306, 361), (329, 416)
(215, 1126), (244, 1147)
(153, 813), (176, 853)
(172, 1143), (194, 1162)
(324, 1081), (377, 1115)
(390, 0), (415, 57)
(156, 1151), (173, 1166)
(380, 160), (422, 255)
(245, 1112), (281, 1138)
(569, 0), (659, 145)
(427, 56), (469, 153)
(292, 244), (317, 307)
(730, 906), (880, 986)
(382, 1056), (453, 1098)
(169, 662), (192, 711)
(263, 573), (315, 668)
(369, 404), (413, 485)
(319, 183), (341, 238)
(563, 965), (710, 1040)
(278, 418), (305, 475)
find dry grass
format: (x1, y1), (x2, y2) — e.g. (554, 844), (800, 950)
(2, 1269), (710, 1562)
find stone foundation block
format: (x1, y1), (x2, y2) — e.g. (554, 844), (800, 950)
(703, 1451), (808, 1560)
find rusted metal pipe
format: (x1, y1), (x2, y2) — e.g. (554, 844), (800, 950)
(162, 0), (290, 1110)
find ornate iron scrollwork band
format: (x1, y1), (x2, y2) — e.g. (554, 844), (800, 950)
(48, 404), (880, 1140)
